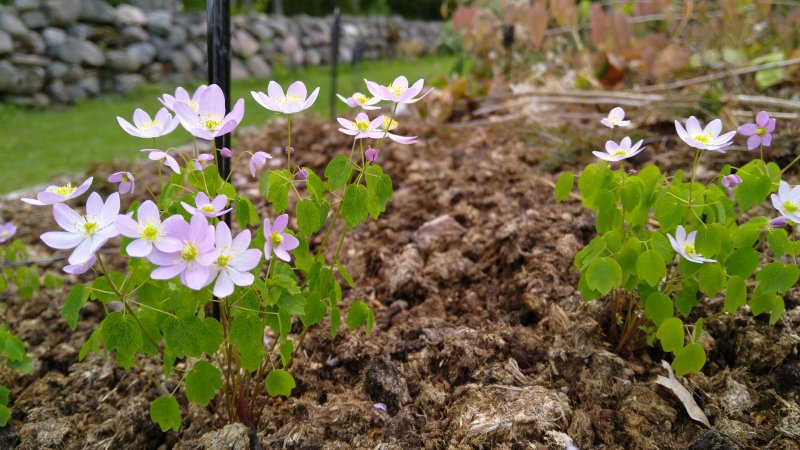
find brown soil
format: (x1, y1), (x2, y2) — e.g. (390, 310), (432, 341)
(1, 115), (799, 449)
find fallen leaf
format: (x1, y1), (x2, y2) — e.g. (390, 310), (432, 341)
(655, 360), (710, 427)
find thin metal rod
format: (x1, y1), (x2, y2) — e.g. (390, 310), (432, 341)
(329, 7), (340, 120)
(208, 0), (232, 218)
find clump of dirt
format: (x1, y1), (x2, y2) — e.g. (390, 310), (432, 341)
(1, 114), (799, 449)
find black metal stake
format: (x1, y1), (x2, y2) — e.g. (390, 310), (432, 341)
(502, 24), (514, 77)
(207, 0), (230, 322)
(329, 7), (340, 120)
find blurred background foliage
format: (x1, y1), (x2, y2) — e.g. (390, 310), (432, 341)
(180, 0), (453, 20)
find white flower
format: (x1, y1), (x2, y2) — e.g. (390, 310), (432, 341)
(771, 180), (800, 224)
(592, 136), (645, 162)
(114, 200), (183, 257)
(667, 225), (715, 264)
(206, 222), (262, 298)
(600, 107), (631, 128)
(675, 117), (736, 152)
(41, 192), (120, 265)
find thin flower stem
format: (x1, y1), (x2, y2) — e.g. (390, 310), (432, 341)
(780, 152), (800, 175)
(287, 116), (292, 171)
(687, 149), (702, 211)
(317, 200), (345, 257)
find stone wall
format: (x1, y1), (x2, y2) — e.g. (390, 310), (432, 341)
(0, 0), (442, 106)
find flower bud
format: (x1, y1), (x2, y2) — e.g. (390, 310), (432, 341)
(770, 216), (788, 228)
(365, 148), (378, 163)
(220, 147), (232, 158)
(285, 146), (295, 154)
(721, 174), (742, 190)
(296, 168), (308, 180)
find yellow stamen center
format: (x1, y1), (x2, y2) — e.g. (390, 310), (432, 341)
(388, 83), (405, 98)
(187, 100), (199, 111)
(270, 231), (284, 246)
(784, 201), (799, 214)
(81, 219), (98, 236)
(139, 223), (159, 241)
(200, 204), (216, 213)
(354, 93), (368, 104)
(277, 94), (301, 105)
(355, 119), (371, 132)
(608, 114), (619, 124)
(613, 149), (628, 157)
(383, 116), (398, 131)
(48, 183), (77, 197)
(217, 254), (231, 267)
(0, 231), (9, 237)
(181, 243), (198, 261)
(692, 132), (714, 144)
(199, 113), (223, 131)
(122, 173), (131, 183)
(684, 243), (696, 256)
(756, 126), (767, 136)
(139, 119), (162, 131)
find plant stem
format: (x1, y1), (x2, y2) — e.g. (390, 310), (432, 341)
(687, 149), (702, 211)
(287, 116), (292, 171)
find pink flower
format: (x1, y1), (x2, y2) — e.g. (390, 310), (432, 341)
(0, 223), (16, 243)
(365, 76), (431, 104)
(173, 84), (245, 140)
(600, 107), (631, 128)
(142, 149), (181, 174)
(592, 137), (645, 162)
(40, 192), (120, 265)
(738, 111), (776, 150)
(365, 148), (378, 163)
(115, 200), (183, 257)
(148, 214), (218, 290)
(220, 147), (232, 158)
(64, 255), (96, 275)
(251, 81), (320, 115)
(338, 112), (385, 140)
(181, 192), (231, 218)
(192, 153), (214, 170)
(159, 85), (207, 111)
(117, 108), (180, 139)
(295, 169), (308, 180)
(770, 216), (788, 229)
(108, 171), (135, 195)
(336, 92), (380, 110)
(263, 214), (299, 262)
(675, 117), (736, 152)
(721, 174), (742, 191)
(249, 151), (272, 178)
(205, 222), (261, 297)
(21, 177), (93, 206)
(379, 116), (417, 144)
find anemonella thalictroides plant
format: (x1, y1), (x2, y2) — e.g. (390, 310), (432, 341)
(555, 108), (798, 376)
(24, 76), (428, 431)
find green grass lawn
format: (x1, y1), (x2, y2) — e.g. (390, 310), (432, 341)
(0, 55), (454, 194)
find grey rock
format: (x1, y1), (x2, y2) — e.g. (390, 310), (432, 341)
(0, 30), (13, 55)
(44, 0), (82, 26)
(414, 215), (467, 253)
(50, 36), (84, 64)
(65, 81), (86, 102)
(305, 48), (321, 66)
(121, 25), (148, 43)
(66, 23), (90, 39)
(232, 28), (259, 57)
(20, 11), (48, 29)
(142, 61), (165, 81)
(61, 63), (83, 82)
(199, 423), (250, 450)
(114, 73), (145, 92)
(8, 93), (50, 107)
(280, 35), (303, 67)
(187, 20), (206, 38)
(3, 62), (44, 94)
(166, 25), (187, 47)
(13, 0), (39, 12)
(77, 39), (104, 66)
(129, 42), (156, 65)
(115, 4), (146, 26)
(184, 42), (203, 66)
(79, 0), (116, 24)
(46, 60), (68, 78)
(364, 356), (412, 414)
(41, 27), (65, 47)
(246, 55), (271, 78)
(46, 78), (69, 102)
(19, 30), (46, 54)
(0, 59), (17, 91)
(169, 50), (192, 73)
(231, 57), (249, 81)
(105, 48), (141, 72)
(145, 10), (171, 36)
(0, 13), (29, 36)
(248, 20), (273, 42)
(9, 54), (49, 66)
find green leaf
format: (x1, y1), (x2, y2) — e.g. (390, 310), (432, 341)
(620, 176), (644, 212)
(163, 313), (206, 359)
(201, 318), (223, 355)
(100, 312), (142, 370)
(585, 257), (622, 296)
(554, 172), (574, 203)
(757, 262), (800, 293)
(305, 169), (328, 201)
(185, 361), (222, 406)
(594, 190), (619, 233)
(767, 228), (791, 257)
(0, 385), (8, 405)
(365, 165), (393, 219)
(258, 171), (270, 196)
(725, 247), (759, 279)
(234, 196), (259, 229)
(330, 306), (341, 338)
(296, 199), (322, 236)
(672, 343), (706, 376)
(150, 395), (181, 432)
(62, 284), (90, 330)
(346, 300), (375, 336)
(750, 292), (784, 325)
(735, 161), (772, 211)
(342, 184), (369, 228)
(645, 293), (673, 326)
(691, 318), (704, 343)
(675, 281), (699, 317)
(79, 329), (101, 361)
(230, 312), (264, 372)
(0, 404), (8, 427)
(753, 51), (785, 90)
(656, 317), (685, 353)
(653, 193), (683, 231)
(267, 169), (292, 213)
(336, 262), (355, 288)
(91, 272), (126, 303)
(578, 162), (612, 208)
(698, 263), (725, 296)
(636, 250), (666, 287)
(265, 369), (296, 397)
(695, 224), (721, 258)
(724, 275), (747, 314)
(324, 155), (354, 191)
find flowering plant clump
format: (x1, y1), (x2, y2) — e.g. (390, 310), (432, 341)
(18, 76), (424, 432)
(555, 109), (799, 376)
